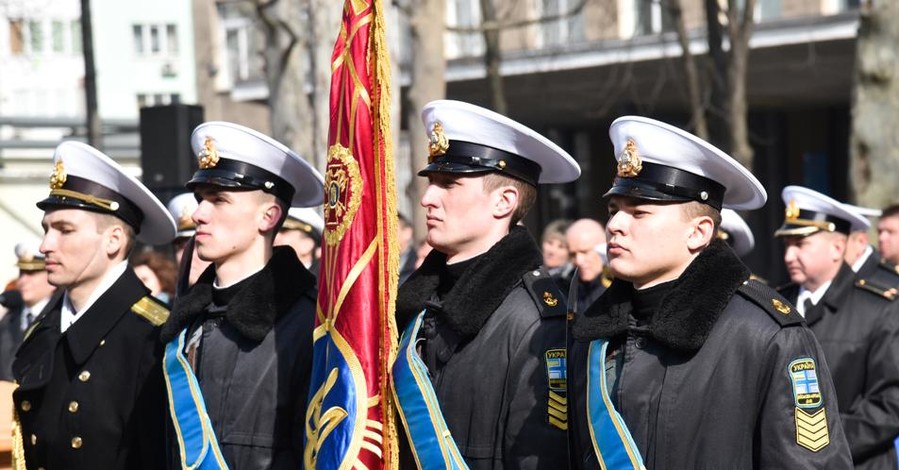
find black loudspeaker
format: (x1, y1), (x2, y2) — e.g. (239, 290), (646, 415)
(139, 105), (204, 204)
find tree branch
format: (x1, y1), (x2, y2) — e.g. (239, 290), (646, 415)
(446, 0), (588, 33)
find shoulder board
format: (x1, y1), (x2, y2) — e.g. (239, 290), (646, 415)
(131, 296), (170, 326)
(880, 259), (899, 275)
(521, 268), (568, 319)
(736, 279), (804, 326)
(854, 278), (898, 301)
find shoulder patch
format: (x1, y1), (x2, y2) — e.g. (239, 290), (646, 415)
(854, 278), (898, 301)
(522, 269), (568, 318)
(737, 279), (804, 326)
(131, 296), (170, 326)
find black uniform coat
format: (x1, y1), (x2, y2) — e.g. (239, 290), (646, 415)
(0, 303), (25, 382)
(0, 292), (58, 380)
(780, 263), (899, 469)
(395, 227), (569, 470)
(160, 246), (316, 470)
(856, 247), (899, 289)
(12, 268), (167, 470)
(570, 240), (852, 470)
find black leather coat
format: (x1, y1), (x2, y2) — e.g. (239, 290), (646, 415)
(161, 246), (317, 470)
(780, 263), (899, 469)
(12, 268), (167, 470)
(570, 241), (852, 470)
(395, 227), (569, 469)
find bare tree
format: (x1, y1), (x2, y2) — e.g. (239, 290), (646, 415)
(397, 0), (447, 240)
(80, 0), (102, 148)
(665, 0), (708, 140)
(850, 1), (899, 207)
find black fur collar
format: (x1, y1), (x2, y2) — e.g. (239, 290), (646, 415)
(160, 246), (315, 343)
(572, 239), (750, 351)
(395, 226), (542, 339)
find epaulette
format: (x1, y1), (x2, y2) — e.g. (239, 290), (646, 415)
(736, 278), (804, 326)
(880, 259), (899, 276)
(521, 269), (568, 318)
(131, 296), (170, 326)
(854, 278), (898, 301)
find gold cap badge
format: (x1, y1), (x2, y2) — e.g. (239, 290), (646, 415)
(198, 136), (220, 169)
(428, 122), (449, 162)
(785, 199), (800, 220)
(617, 139), (642, 177)
(49, 159), (67, 190)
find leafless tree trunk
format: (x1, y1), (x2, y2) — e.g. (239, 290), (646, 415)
(80, 0), (102, 148)
(255, 0), (316, 162)
(665, 0), (707, 139)
(850, 1), (899, 206)
(480, 0), (506, 114)
(403, 0), (446, 240)
(308, 0), (341, 170)
(725, 0), (755, 169)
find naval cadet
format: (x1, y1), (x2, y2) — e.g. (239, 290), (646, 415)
(842, 203), (899, 289)
(0, 241), (57, 381)
(568, 117), (851, 469)
(392, 100), (579, 469)
(159, 121), (324, 469)
(12, 141), (176, 469)
(275, 206), (324, 277)
(776, 186), (899, 469)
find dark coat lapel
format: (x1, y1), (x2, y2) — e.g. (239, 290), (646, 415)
(805, 263), (854, 326)
(395, 226), (543, 339)
(572, 239), (750, 351)
(66, 268), (149, 365)
(161, 246), (316, 343)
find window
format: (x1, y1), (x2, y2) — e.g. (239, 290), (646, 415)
(9, 19), (24, 55)
(217, 2), (265, 87)
(755, 0), (781, 21)
(446, 0), (483, 59)
(71, 20), (82, 53)
(132, 23), (180, 57)
(52, 20), (65, 53)
(28, 20), (43, 53)
(634, 0), (673, 36)
(137, 93), (181, 108)
(539, 0), (586, 48)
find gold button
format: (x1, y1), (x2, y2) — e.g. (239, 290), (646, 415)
(71, 436), (82, 449)
(37, 467), (45, 470)
(20, 400), (31, 412)
(78, 370), (91, 382)
(30, 434), (36, 445)
(99, 339), (106, 347)
(68, 401), (79, 413)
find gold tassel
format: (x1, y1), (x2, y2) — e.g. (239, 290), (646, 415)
(11, 406), (26, 470)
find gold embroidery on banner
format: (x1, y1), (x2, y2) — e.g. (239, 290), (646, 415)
(323, 144), (363, 247)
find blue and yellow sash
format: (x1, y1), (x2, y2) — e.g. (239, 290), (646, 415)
(163, 330), (230, 470)
(391, 311), (469, 470)
(587, 339), (645, 470)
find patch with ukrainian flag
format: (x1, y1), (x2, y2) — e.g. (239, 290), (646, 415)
(788, 358), (822, 408)
(545, 348), (567, 431)
(545, 348), (566, 391)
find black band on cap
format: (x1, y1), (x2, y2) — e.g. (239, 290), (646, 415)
(606, 161), (726, 210)
(36, 175), (145, 231)
(419, 140), (542, 186)
(186, 158), (296, 204)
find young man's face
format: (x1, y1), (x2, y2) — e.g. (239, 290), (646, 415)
(605, 196), (698, 289)
(192, 186), (271, 265)
(40, 208), (115, 290)
(782, 232), (844, 291)
(420, 173), (503, 263)
(878, 215), (899, 265)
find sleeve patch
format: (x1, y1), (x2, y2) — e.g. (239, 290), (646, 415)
(789, 358), (822, 408)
